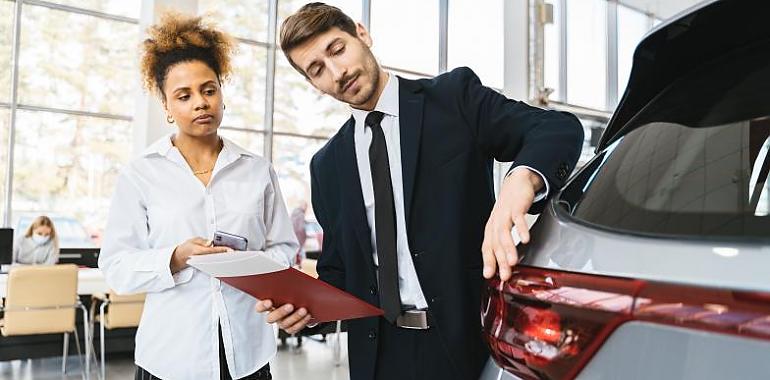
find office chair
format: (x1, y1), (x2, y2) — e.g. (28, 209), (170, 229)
(0, 264), (90, 379)
(90, 291), (144, 380)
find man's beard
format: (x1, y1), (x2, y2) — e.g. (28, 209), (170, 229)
(337, 49), (381, 107)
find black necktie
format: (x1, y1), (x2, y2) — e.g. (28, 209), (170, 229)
(365, 111), (402, 323)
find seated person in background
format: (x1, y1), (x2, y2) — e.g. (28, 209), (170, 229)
(14, 215), (60, 265)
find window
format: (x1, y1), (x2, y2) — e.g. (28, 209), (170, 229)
(274, 53), (350, 137)
(566, 0), (607, 110)
(2, 2), (139, 241)
(18, 4), (138, 115)
(272, 136), (328, 213)
(11, 111), (131, 238)
(371, 0), (438, 75)
(199, 0), (269, 42)
(0, 109), (7, 221)
(617, 5), (650, 99)
(222, 43), (268, 131)
(0, 0), (13, 104)
(544, 0), (561, 100)
(448, 0), (503, 88)
(562, 42), (770, 239)
(219, 129), (265, 157)
(45, 0), (139, 19)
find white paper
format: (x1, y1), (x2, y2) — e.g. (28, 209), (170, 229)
(187, 250), (288, 277)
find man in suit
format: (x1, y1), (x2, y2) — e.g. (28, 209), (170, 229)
(256, 3), (583, 379)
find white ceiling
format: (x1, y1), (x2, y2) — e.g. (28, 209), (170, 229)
(617, 0), (707, 19)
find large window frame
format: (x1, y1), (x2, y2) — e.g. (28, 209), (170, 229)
(2, 0), (138, 227)
(537, 0), (656, 113)
(0, 0), (537, 229)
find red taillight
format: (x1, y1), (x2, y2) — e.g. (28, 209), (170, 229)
(520, 307), (561, 344)
(481, 266), (770, 380)
(482, 267), (642, 380)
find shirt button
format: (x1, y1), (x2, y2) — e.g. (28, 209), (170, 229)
(412, 251), (422, 259)
(430, 297), (439, 304)
(367, 329), (377, 340)
(369, 285), (377, 296)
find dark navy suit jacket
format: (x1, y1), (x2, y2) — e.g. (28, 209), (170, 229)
(309, 67), (583, 380)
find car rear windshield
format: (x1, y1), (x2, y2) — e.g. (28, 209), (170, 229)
(564, 40), (770, 240)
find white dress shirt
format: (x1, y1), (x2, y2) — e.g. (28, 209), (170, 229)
(99, 134), (298, 380)
(351, 74), (550, 310)
(352, 74), (429, 309)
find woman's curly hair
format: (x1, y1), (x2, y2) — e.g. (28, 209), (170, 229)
(140, 12), (237, 99)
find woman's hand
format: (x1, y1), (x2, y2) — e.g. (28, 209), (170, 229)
(170, 237), (231, 273)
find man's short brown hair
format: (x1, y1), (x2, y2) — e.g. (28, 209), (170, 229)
(279, 2), (357, 77)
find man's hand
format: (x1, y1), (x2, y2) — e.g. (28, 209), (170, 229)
(255, 300), (313, 335)
(482, 167), (544, 282)
(170, 237), (231, 273)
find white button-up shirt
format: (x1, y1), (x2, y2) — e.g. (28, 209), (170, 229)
(351, 74), (550, 309)
(99, 135), (298, 380)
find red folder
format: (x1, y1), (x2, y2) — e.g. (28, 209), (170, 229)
(220, 268), (383, 323)
(187, 251), (383, 323)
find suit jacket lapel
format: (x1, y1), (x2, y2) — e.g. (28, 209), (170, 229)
(398, 77), (425, 230)
(336, 116), (375, 268)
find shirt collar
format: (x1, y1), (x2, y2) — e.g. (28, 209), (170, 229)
(142, 133), (255, 161)
(350, 73), (399, 129)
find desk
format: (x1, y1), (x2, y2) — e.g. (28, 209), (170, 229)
(0, 268), (107, 297)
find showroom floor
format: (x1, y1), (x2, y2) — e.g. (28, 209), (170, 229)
(0, 333), (349, 380)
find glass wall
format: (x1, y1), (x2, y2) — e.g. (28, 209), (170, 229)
(12, 111), (131, 245)
(17, 5), (138, 114)
(543, 0), (657, 112)
(371, 0), (438, 76)
(566, 0), (607, 110)
(0, 0), (13, 104)
(0, 109), (7, 222)
(448, 0), (503, 88)
(543, 0), (561, 101)
(1, 0), (138, 247)
(4, 0), (646, 247)
(617, 4), (650, 99)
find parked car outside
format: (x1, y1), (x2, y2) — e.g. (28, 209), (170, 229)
(303, 219), (324, 254)
(480, 1), (770, 379)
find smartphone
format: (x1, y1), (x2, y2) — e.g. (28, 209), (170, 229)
(212, 231), (248, 251)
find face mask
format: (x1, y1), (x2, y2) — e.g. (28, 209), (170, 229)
(32, 234), (50, 245)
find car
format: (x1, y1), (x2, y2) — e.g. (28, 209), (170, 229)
(480, 1), (770, 379)
(15, 215), (96, 248)
(303, 220), (324, 254)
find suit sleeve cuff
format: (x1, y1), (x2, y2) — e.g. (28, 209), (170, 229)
(506, 165), (550, 203)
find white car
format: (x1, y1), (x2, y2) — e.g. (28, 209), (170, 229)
(480, 1), (770, 379)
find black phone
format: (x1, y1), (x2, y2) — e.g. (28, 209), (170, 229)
(212, 231), (248, 251)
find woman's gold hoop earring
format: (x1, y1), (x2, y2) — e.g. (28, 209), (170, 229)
(166, 115), (174, 124)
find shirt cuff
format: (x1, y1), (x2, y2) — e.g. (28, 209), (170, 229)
(506, 165), (550, 203)
(132, 246), (178, 289)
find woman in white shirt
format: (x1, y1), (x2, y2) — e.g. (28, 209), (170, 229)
(14, 215), (60, 265)
(99, 13), (298, 380)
